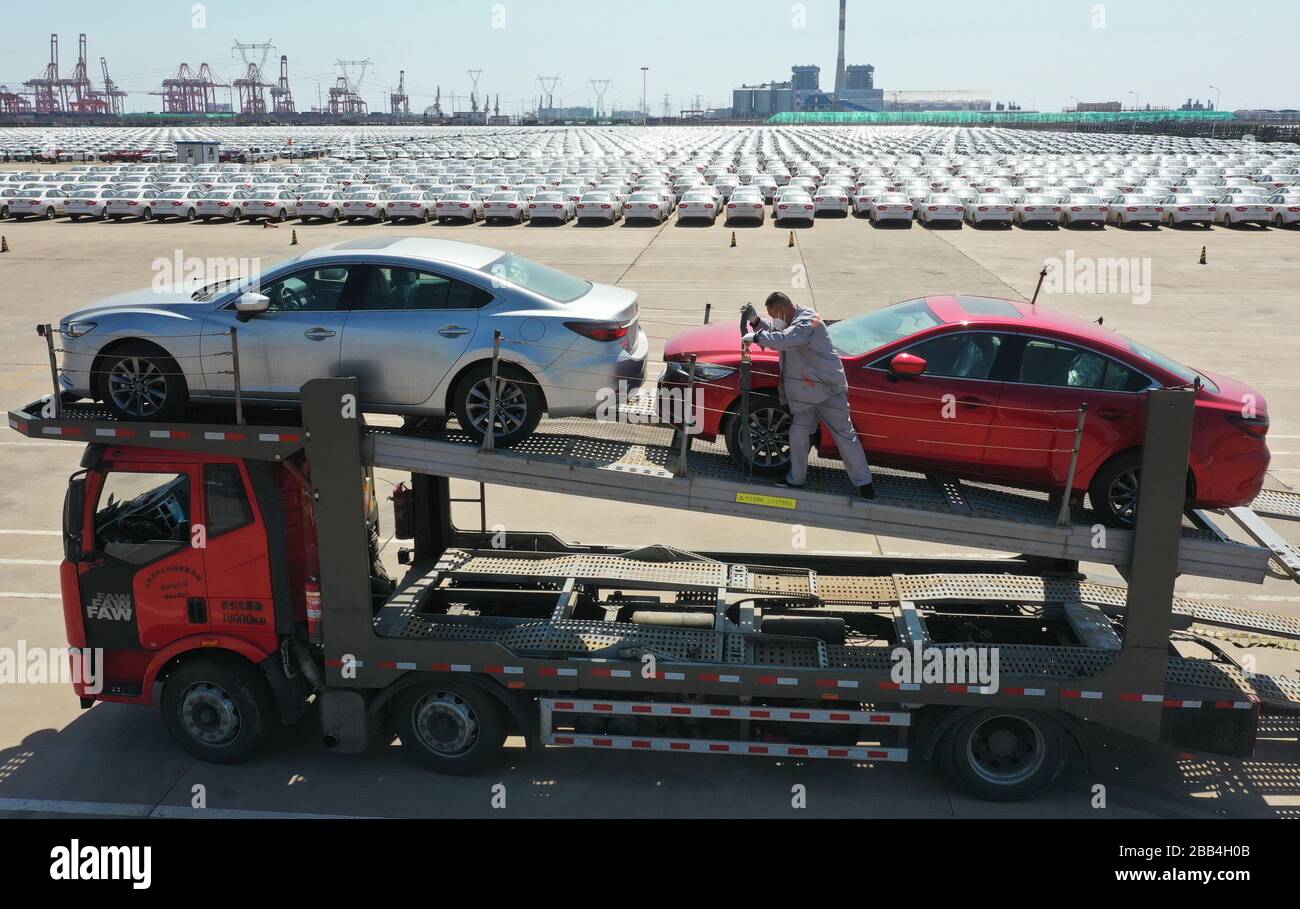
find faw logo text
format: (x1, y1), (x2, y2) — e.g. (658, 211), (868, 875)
(88, 592), (134, 621)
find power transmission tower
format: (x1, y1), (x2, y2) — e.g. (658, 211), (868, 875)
(589, 79), (612, 118)
(466, 68), (483, 112)
(537, 74), (559, 122)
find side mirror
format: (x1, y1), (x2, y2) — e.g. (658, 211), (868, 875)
(234, 292), (270, 321)
(63, 476), (85, 563)
(889, 352), (928, 378)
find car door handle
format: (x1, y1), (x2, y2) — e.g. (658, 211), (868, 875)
(304, 327), (336, 341)
(437, 325), (471, 338)
(1097, 408), (1126, 421)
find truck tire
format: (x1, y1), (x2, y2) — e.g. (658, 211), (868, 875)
(724, 393), (792, 478)
(941, 708), (1064, 801)
(452, 362), (543, 448)
(395, 682), (506, 774)
(96, 341), (189, 421)
(160, 657), (276, 764)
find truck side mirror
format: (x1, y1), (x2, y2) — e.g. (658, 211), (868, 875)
(63, 476), (85, 563)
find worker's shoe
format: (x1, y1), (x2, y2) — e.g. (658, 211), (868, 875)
(858, 483), (876, 500)
(778, 479), (805, 489)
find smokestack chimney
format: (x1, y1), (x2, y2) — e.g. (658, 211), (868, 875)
(833, 0), (847, 110)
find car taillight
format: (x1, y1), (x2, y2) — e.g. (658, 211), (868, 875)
(459, 203), (468, 208)
(1227, 413), (1269, 438)
(1235, 206), (1246, 211)
(565, 320), (631, 342)
(978, 206), (988, 211)
(1178, 206), (1190, 211)
(601, 204), (611, 209)
(219, 201), (229, 207)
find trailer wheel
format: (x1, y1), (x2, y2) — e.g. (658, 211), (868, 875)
(942, 708), (1064, 801)
(160, 657), (275, 764)
(395, 682), (506, 774)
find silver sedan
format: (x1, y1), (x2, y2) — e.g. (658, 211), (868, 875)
(54, 237), (649, 448)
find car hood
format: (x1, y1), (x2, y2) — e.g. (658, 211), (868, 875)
(61, 285), (223, 323)
(663, 320), (776, 363)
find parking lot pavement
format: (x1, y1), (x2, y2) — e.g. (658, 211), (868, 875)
(1, 214), (1298, 818)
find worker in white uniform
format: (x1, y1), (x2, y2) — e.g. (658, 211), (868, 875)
(742, 293), (876, 500)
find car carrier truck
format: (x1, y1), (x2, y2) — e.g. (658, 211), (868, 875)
(10, 374), (1300, 801)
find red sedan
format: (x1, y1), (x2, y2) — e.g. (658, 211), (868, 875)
(659, 295), (1270, 526)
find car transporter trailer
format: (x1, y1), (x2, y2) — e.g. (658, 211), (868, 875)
(10, 374), (1300, 800)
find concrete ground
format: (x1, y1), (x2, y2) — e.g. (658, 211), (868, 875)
(1, 207), (1299, 818)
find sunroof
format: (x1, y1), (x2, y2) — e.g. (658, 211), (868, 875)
(956, 296), (1023, 317)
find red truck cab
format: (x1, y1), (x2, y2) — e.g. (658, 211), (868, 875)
(60, 444), (319, 756)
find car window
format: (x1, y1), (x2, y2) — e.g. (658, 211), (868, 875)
(204, 464), (253, 537)
(830, 299), (942, 357)
(359, 266), (491, 311)
(897, 332), (1003, 380)
(93, 471), (191, 564)
(260, 266), (352, 312)
(1013, 339), (1148, 390)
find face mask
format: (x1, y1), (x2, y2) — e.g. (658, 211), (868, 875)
(770, 318), (787, 330)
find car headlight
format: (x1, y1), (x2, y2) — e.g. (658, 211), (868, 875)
(664, 361), (735, 383)
(61, 321), (98, 338)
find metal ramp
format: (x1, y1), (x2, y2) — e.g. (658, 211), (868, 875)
(366, 418), (1275, 585)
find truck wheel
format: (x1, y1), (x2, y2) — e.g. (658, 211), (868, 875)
(395, 682), (506, 774)
(941, 708), (1064, 801)
(724, 393), (792, 477)
(161, 657), (275, 764)
(453, 362), (543, 448)
(97, 341), (189, 421)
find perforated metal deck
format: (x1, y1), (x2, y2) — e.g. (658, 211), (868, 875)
(366, 418), (1275, 584)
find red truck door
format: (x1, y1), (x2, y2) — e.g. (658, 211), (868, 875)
(80, 464), (208, 652)
(197, 461), (277, 637)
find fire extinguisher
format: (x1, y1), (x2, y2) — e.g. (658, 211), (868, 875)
(305, 577), (323, 643)
(390, 481), (413, 540)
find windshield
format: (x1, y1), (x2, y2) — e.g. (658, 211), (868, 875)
(482, 253), (591, 304)
(827, 299), (943, 357)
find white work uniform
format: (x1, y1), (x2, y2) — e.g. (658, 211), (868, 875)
(752, 305), (873, 488)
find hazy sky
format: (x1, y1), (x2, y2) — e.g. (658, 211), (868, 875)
(2, 0), (1295, 114)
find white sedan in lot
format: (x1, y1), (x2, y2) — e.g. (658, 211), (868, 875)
(1213, 193), (1274, 227)
(104, 188), (160, 221)
(526, 191), (575, 223)
(386, 190), (438, 223)
(576, 192), (623, 223)
(812, 184), (852, 216)
(342, 190), (393, 222)
(196, 188), (251, 221)
(297, 190), (345, 223)
(623, 191), (670, 223)
(435, 191), (484, 223)
(917, 193), (964, 226)
(964, 194), (1015, 227)
(1268, 192), (1300, 227)
(1060, 193), (1110, 226)
(676, 190), (720, 223)
(483, 191), (531, 223)
(7, 187), (69, 220)
(868, 192), (914, 225)
(1107, 194), (1165, 227)
(773, 190), (816, 223)
(1161, 194), (1217, 227)
(241, 189), (300, 223)
(65, 188), (111, 221)
(1014, 195), (1062, 226)
(724, 188), (766, 224)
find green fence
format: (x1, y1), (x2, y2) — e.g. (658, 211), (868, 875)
(767, 110), (1237, 126)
